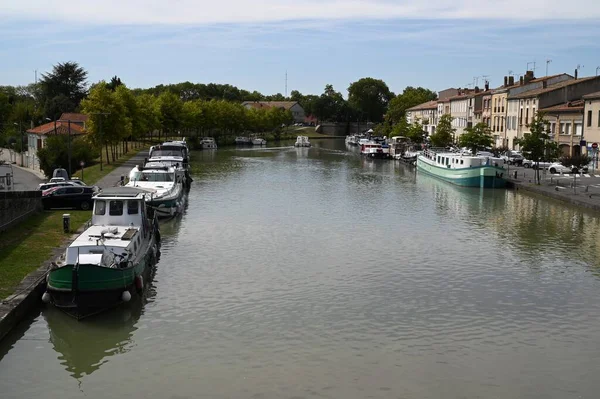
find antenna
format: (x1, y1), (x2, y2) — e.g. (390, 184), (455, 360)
(596, 66), (600, 76)
(545, 59), (552, 76)
(527, 61), (537, 73)
(285, 70), (288, 98)
(34, 69), (37, 85)
(508, 70), (515, 77)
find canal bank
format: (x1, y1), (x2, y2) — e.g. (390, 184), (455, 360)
(0, 151), (148, 342)
(506, 165), (600, 213)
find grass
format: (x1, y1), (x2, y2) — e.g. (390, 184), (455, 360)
(0, 210), (91, 299)
(0, 141), (153, 299)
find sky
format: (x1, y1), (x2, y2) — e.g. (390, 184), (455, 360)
(1, 0), (600, 97)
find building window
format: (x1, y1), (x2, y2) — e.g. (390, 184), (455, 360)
(525, 109), (529, 125)
(589, 110), (593, 127)
(565, 123), (570, 135)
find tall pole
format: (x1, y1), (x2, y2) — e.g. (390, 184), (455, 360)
(99, 116), (103, 171)
(68, 120), (72, 177)
(20, 121), (23, 167)
(546, 59), (552, 76)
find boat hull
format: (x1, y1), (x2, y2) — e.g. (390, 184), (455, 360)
(417, 156), (506, 188)
(46, 237), (159, 319)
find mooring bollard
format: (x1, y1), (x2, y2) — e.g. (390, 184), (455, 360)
(514, 170), (518, 179)
(63, 214), (71, 233)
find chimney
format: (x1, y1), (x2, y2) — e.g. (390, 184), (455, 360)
(504, 76), (508, 87)
(524, 70), (534, 84)
(484, 81), (489, 91)
(508, 76), (515, 86)
(519, 76), (524, 85)
(575, 69), (578, 79)
(474, 86), (480, 93)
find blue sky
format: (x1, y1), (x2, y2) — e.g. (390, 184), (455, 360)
(1, 0), (600, 97)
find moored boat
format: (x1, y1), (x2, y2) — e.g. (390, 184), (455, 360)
(126, 164), (184, 218)
(360, 142), (390, 159)
(252, 137), (267, 145)
(416, 148), (506, 188)
(235, 136), (252, 145)
(294, 136), (311, 147)
(147, 143), (192, 186)
(200, 137), (218, 149)
(44, 187), (161, 319)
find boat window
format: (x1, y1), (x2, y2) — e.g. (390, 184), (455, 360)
(460, 160), (464, 165)
(446, 158), (449, 165)
(127, 200), (139, 215)
(109, 200), (124, 216)
(94, 200), (106, 215)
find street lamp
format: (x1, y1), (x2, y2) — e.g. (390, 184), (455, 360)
(13, 122), (23, 166)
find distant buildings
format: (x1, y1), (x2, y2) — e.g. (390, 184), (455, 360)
(241, 101), (306, 124)
(406, 70), (600, 155)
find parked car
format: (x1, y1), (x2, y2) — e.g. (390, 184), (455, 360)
(547, 162), (588, 174)
(501, 151), (524, 166)
(522, 159), (553, 169)
(42, 186), (95, 210)
(38, 181), (78, 191)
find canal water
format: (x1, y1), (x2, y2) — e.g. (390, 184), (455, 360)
(2, 140), (600, 398)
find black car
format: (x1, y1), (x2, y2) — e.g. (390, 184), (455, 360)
(42, 186), (95, 210)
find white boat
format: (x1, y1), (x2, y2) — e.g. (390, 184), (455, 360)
(360, 142), (390, 159)
(345, 135), (358, 145)
(235, 136), (252, 145)
(44, 187), (161, 319)
(252, 137), (267, 145)
(294, 136), (311, 147)
(147, 144), (192, 186)
(416, 148), (507, 188)
(126, 164), (185, 218)
(201, 137), (218, 149)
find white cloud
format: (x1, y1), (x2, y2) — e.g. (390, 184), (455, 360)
(2, 0), (599, 25)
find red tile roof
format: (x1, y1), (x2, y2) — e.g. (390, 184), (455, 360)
(241, 101), (300, 110)
(510, 77), (598, 99)
(406, 100), (438, 111)
(59, 113), (89, 122)
(540, 100), (584, 113)
(583, 91), (600, 100)
(26, 121), (86, 136)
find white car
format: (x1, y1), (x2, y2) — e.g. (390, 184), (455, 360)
(522, 159), (553, 169)
(547, 162), (588, 174)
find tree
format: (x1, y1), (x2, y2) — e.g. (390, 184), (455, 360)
(560, 154), (591, 171)
(406, 120), (426, 144)
(107, 76), (124, 91)
(515, 113), (558, 184)
(385, 86), (437, 124)
(37, 135), (99, 178)
(430, 114), (455, 147)
(347, 77), (393, 123)
(39, 62), (88, 115)
(459, 122), (493, 155)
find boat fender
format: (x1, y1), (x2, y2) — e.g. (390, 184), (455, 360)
(41, 292), (51, 303)
(122, 291), (132, 302)
(135, 276), (144, 293)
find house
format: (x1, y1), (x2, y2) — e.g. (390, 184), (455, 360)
(508, 75), (600, 152)
(448, 89), (477, 138)
(241, 101), (306, 123)
(540, 100), (584, 156)
(26, 121), (86, 171)
(59, 113), (89, 129)
(405, 100), (438, 136)
(497, 72), (573, 149)
(582, 91), (600, 154)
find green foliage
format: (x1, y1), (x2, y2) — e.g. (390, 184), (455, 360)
(430, 114), (455, 147)
(39, 61), (88, 117)
(107, 76), (124, 91)
(37, 135), (99, 178)
(560, 154), (591, 169)
(406, 120), (426, 144)
(459, 123), (493, 155)
(515, 113), (558, 184)
(385, 86), (437, 124)
(492, 145), (510, 157)
(347, 77), (393, 123)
